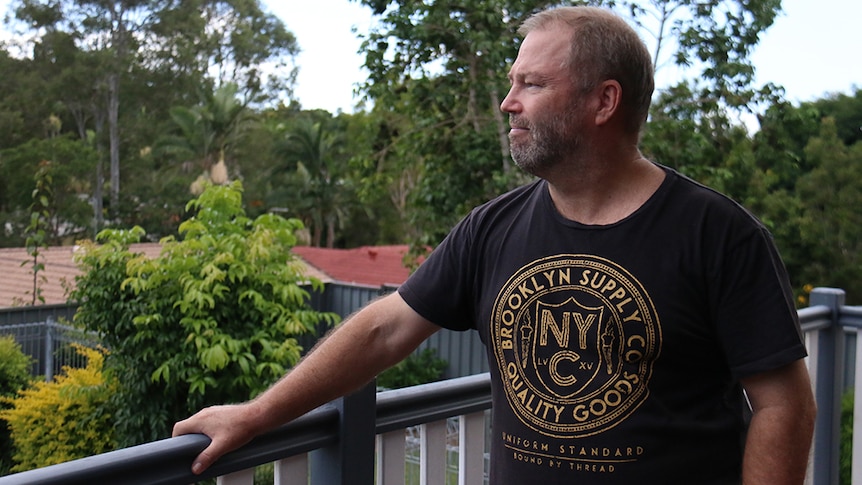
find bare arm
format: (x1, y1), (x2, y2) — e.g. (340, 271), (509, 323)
(172, 292), (440, 474)
(740, 359), (817, 485)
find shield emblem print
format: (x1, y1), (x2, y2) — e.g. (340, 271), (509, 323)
(530, 297), (606, 399)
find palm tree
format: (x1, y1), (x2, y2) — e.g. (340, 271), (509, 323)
(272, 120), (351, 248)
(154, 83), (252, 193)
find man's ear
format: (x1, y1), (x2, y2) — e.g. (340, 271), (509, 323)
(594, 80), (622, 126)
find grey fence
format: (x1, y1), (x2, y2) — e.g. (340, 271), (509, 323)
(317, 282), (490, 377)
(0, 318), (99, 381)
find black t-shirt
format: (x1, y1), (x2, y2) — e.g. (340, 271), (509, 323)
(398, 166), (806, 484)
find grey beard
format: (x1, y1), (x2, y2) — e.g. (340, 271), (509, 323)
(509, 116), (582, 176)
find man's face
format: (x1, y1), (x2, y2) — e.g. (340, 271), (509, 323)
(502, 25), (588, 176)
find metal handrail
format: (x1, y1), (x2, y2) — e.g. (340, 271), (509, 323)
(799, 305), (833, 332)
(0, 374), (493, 485)
(376, 372), (492, 434)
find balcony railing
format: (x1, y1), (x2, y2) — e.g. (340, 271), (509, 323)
(0, 287), (859, 485)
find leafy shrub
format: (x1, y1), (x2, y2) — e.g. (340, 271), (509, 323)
(0, 336), (33, 474)
(71, 181), (338, 446)
(0, 336), (31, 398)
(0, 345), (115, 473)
(377, 348), (447, 390)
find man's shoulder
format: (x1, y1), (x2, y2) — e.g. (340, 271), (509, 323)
(659, 166), (770, 246)
(470, 178), (545, 217)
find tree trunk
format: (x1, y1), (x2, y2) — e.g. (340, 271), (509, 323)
(108, 71), (120, 218)
(107, 2), (129, 220)
(92, 94), (107, 235)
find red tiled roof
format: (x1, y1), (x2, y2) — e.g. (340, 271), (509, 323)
(291, 245), (414, 287)
(0, 243), (162, 308)
(0, 242), (333, 309)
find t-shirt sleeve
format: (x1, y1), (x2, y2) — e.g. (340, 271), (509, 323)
(398, 214), (478, 332)
(710, 219), (807, 379)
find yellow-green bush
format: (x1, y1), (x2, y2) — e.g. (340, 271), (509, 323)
(0, 345), (116, 473)
(0, 336), (32, 397)
(0, 336), (33, 474)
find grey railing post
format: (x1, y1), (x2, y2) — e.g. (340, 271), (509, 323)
(809, 287), (845, 485)
(44, 317), (55, 382)
(309, 381), (376, 485)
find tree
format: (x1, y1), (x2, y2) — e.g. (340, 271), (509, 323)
(642, 82), (739, 187)
(0, 134), (96, 247)
(21, 161), (54, 305)
(347, 109), (424, 245)
(356, 0), (539, 244)
(627, 0), (783, 111)
(271, 119), (353, 247)
(807, 88), (862, 147)
(155, 83), (255, 193)
(70, 182), (338, 446)
(795, 118), (862, 303)
(0, 46), (56, 149)
(9, 0), (300, 223)
(12, 0), (151, 218)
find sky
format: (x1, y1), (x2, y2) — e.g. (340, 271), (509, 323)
(1, 0), (859, 114)
(270, 0), (861, 113)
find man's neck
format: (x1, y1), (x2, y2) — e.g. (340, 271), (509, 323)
(545, 156), (665, 225)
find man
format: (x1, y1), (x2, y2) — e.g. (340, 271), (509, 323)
(173, 6), (816, 484)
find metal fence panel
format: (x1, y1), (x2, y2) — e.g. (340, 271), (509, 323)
(0, 318), (99, 381)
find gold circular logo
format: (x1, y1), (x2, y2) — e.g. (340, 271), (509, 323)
(492, 254), (661, 438)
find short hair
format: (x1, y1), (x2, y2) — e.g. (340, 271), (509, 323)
(519, 6), (655, 134)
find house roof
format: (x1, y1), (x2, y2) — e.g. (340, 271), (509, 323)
(291, 245), (414, 288)
(0, 243), (410, 309)
(0, 243), (163, 308)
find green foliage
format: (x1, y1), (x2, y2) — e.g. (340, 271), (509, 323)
(377, 348), (447, 390)
(0, 337), (32, 397)
(795, 119), (862, 303)
(653, 0), (782, 109)
(70, 181), (339, 446)
(3, 0), (299, 239)
(356, 0), (533, 244)
(153, 83), (255, 189)
(270, 118), (356, 247)
(0, 337), (33, 474)
(642, 82), (740, 184)
(0, 345), (115, 473)
(0, 134), (96, 247)
(808, 88), (862, 147)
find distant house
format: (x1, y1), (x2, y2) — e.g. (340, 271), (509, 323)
(0, 244), (162, 308)
(0, 244), (411, 309)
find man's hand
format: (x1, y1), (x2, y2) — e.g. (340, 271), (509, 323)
(171, 292), (440, 476)
(172, 402), (264, 475)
